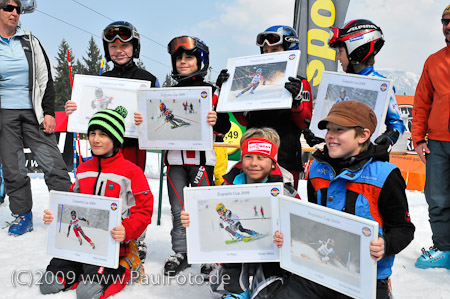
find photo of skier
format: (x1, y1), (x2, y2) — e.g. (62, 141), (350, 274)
(228, 61), (287, 102)
(235, 68), (266, 97)
(159, 103), (190, 129)
(335, 88), (350, 103)
(91, 87), (113, 111)
(321, 83), (378, 120)
(215, 203), (260, 244)
(53, 204), (111, 257)
(67, 210), (95, 249)
(288, 213), (361, 287)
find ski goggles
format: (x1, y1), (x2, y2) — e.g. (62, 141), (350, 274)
(103, 26), (136, 43)
(1, 4), (21, 14)
(216, 207), (224, 213)
(256, 32), (284, 47)
(442, 18), (450, 26)
(167, 36), (204, 55)
(328, 27), (342, 47)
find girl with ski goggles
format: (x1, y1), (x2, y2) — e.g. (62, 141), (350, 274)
(167, 36), (209, 55)
(102, 26), (139, 43)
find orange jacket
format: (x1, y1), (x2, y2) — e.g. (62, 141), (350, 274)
(412, 42), (450, 146)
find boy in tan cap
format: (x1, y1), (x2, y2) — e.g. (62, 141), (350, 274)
(273, 101), (415, 298)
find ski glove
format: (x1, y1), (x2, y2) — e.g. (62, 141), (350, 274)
(285, 76), (304, 107)
(375, 128), (400, 146)
(215, 69), (229, 89)
(219, 223), (224, 228)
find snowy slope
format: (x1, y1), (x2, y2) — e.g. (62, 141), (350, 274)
(0, 154), (449, 298)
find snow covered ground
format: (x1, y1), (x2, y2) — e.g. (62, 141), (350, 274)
(0, 154), (449, 298)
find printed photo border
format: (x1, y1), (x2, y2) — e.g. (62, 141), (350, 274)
(216, 50), (301, 112)
(310, 71), (392, 142)
(279, 195), (378, 299)
(47, 191), (122, 269)
(137, 87), (213, 150)
(185, 183), (283, 264)
(67, 74), (151, 138)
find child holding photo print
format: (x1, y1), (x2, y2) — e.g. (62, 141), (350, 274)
(273, 101), (414, 299)
(328, 19), (406, 149)
(181, 127), (299, 299)
(216, 25), (314, 190)
(41, 106), (154, 299)
(135, 35), (231, 277)
(65, 21), (159, 262)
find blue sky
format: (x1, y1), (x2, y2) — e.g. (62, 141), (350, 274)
(18, 0), (446, 82)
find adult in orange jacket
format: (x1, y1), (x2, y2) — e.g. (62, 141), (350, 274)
(412, 4), (450, 270)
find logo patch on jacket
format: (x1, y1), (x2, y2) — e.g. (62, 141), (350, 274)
(108, 183), (115, 190)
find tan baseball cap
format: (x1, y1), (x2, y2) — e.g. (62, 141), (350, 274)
(318, 101), (377, 136)
(443, 4), (450, 18)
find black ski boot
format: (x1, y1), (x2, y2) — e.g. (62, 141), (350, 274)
(164, 252), (190, 276)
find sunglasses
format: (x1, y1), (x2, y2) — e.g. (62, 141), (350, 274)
(103, 26), (135, 43)
(442, 18), (450, 26)
(1, 4), (21, 14)
(256, 32), (283, 47)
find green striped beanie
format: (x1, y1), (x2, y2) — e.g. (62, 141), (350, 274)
(88, 106), (128, 146)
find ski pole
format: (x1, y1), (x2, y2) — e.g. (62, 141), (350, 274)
(67, 49), (77, 176)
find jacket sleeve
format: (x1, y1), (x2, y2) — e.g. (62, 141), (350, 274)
(378, 168), (415, 257)
(36, 38), (56, 117)
(122, 171), (154, 241)
(412, 57), (433, 146)
(291, 78), (313, 130)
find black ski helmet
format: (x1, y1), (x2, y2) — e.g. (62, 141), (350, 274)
(71, 210), (76, 217)
(256, 25), (299, 54)
(328, 19), (384, 69)
(102, 21), (140, 62)
(167, 36), (209, 82)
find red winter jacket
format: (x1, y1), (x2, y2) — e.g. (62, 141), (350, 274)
(69, 152), (153, 243)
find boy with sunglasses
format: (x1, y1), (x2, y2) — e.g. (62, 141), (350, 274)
(65, 21), (159, 261)
(135, 35), (231, 276)
(412, 4), (450, 270)
(217, 25), (314, 190)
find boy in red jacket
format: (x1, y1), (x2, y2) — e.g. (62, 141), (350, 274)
(40, 106), (153, 299)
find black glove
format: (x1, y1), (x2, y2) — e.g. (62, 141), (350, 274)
(285, 76), (304, 108)
(215, 69), (229, 89)
(219, 223), (224, 228)
(374, 128), (399, 146)
(303, 128), (325, 147)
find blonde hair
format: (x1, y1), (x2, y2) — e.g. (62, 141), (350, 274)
(240, 127), (280, 147)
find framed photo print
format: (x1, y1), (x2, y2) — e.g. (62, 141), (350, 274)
(310, 71), (392, 142)
(216, 50), (301, 112)
(137, 87), (213, 150)
(278, 195), (378, 299)
(184, 183), (283, 264)
(47, 191), (122, 269)
(67, 74), (151, 138)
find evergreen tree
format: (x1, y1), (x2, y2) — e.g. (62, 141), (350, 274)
(82, 36), (103, 75)
(136, 59), (146, 70)
(162, 73), (176, 87)
(53, 39), (75, 111)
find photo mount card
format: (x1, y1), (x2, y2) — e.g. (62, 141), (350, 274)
(216, 50), (301, 112)
(279, 195), (378, 299)
(310, 71), (392, 142)
(67, 74), (151, 138)
(137, 87), (213, 150)
(47, 190), (122, 269)
(185, 183), (283, 264)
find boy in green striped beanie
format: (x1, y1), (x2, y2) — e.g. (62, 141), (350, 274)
(88, 106), (128, 157)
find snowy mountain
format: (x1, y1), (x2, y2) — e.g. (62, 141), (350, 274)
(377, 68), (421, 96)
